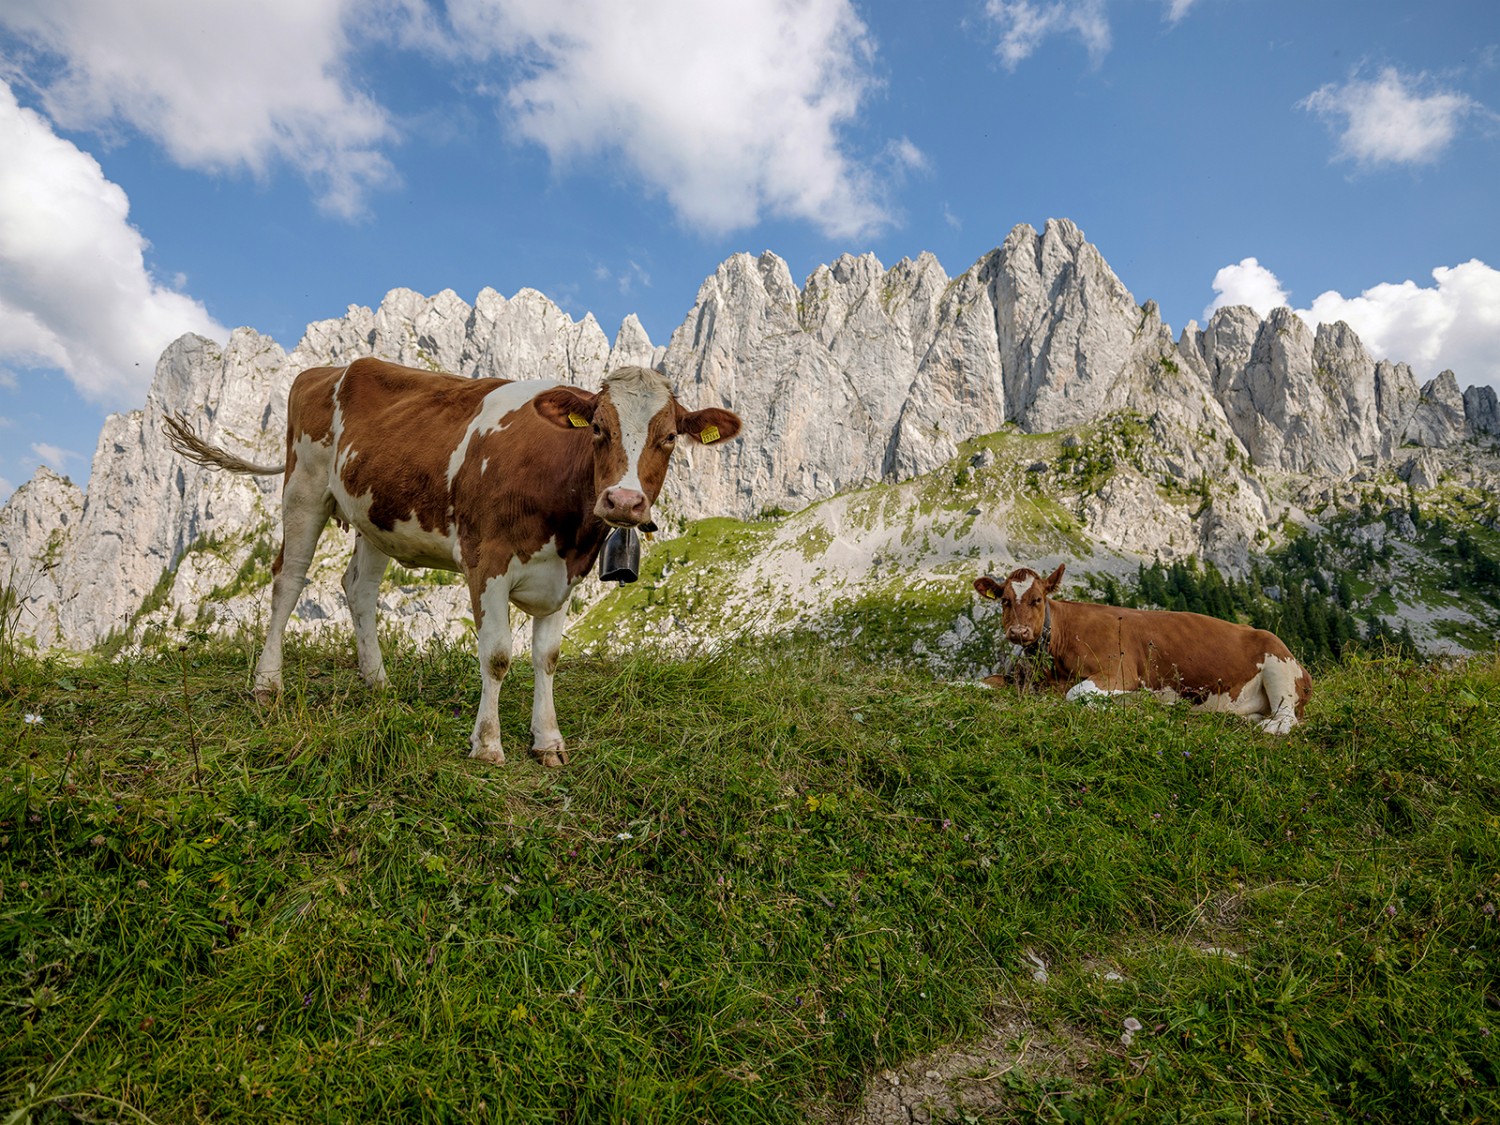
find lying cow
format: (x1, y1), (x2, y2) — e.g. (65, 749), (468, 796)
(167, 357), (741, 766)
(973, 563), (1310, 733)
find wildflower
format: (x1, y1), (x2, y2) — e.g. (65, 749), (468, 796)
(1484, 903), (1495, 916)
(614, 831), (633, 842)
(1386, 905), (1397, 917)
(23, 713), (43, 725)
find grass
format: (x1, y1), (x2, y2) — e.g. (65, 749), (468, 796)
(2, 633), (1498, 1123)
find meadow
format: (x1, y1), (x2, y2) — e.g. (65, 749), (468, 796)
(2, 630), (1497, 1123)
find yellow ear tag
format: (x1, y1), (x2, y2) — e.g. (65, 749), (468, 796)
(981, 588), (997, 600)
(699, 424), (720, 444)
(568, 413), (589, 428)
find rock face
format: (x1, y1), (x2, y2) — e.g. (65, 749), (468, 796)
(3, 219), (1497, 652)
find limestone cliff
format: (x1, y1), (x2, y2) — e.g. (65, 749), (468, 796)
(3, 220), (1497, 654)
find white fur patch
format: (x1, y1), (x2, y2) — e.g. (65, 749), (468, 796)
(503, 537), (574, 617)
(446, 379), (557, 487)
(1011, 574), (1035, 598)
(606, 377), (672, 494)
(1066, 679), (1124, 703)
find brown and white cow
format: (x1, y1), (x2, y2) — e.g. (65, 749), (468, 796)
(166, 357), (741, 766)
(973, 563), (1311, 734)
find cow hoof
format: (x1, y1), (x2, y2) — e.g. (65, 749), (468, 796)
(1258, 716), (1294, 736)
(530, 741), (569, 768)
(252, 685), (280, 706)
(468, 746), (507, 765)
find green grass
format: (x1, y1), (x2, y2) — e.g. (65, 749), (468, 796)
(2, 636), (1497, 1123)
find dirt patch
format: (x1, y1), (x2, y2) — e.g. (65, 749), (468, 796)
(843, 1010), (1100, 1124)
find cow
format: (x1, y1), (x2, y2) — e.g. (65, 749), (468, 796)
(973, 563), (1311, 734)
(166, 357), (742, 767)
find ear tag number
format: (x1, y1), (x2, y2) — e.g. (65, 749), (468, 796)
(568, 413), (589, 428)
(699, 424), (720, 444)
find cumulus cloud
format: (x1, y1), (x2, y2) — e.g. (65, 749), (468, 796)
(1300, 67), (1478, 167)
(0, 0), (403, 217)
(1205, 255), (1500, 391)
(0, 81), (225, 407)
(1300, 262), (1500, 389)
(1204, 257), (1290, 320)
(445, 0), (894, 238)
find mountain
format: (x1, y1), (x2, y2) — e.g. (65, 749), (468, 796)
(3, 220), (1498, 663)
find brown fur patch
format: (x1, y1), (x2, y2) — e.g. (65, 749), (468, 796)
(982, 564), (1306, 705)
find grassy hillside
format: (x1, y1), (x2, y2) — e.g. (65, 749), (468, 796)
(2, 633), (1498, 1123)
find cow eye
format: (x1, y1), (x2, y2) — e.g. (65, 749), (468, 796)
(591, 423), (603, 437)
(662, 433), (677, 446)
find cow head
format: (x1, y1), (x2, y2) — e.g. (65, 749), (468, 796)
(975, 563), (1066, 647)
(532, 366), (742, 528)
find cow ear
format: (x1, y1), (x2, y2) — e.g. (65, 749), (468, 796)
(974, 577), (1002, 601)
(678, 406), (742, 447)
(533, 386), (598, 430)
(1044, 563), (1067, 592)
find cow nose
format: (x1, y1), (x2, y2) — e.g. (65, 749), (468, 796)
(601, 487), (648, 524)
(1007, 626), (1033, 644)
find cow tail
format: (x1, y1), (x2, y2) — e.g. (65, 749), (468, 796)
(164, 412), (286, 476)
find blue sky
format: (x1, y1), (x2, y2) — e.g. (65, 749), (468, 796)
(2, 0), (1497, 500)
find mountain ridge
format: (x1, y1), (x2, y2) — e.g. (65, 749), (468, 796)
(3, 219), (1497, 657)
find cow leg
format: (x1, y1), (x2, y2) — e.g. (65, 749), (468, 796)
(342, 534), (390, 689)
(528, 605), (569, 768)
(1256, 653), (1304, 735)
(255, 480), (333, 704)
(467, 571), (512, 764)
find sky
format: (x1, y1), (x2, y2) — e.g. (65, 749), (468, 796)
(1, 0), (1497, 501)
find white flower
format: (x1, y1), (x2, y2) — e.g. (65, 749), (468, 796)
(1123, 1017), (1143, 1031)
(614, 832), (633, 842)
(23, 713), (44, 725)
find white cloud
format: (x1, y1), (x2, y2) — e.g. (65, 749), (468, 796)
(1205, 255), (1500, 391)
(445, 0), (893, 238)
(594, 260), (651, 296)
(1204, 258), (1289, 320)
(0, 81), (226, 407)
(29, 441), (78, 469)
(1300, 67), (1478, 167)
(1164, 0), (1198, 23)
(985, 0), (1110, 70)
(1301, 262), (1500, 389)
(0, 0), (405, 217)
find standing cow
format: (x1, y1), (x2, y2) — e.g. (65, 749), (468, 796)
(167, 358), (741, 766)
(973, 563), (1310, 734)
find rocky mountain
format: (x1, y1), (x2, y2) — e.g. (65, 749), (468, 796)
(3, 219), (1497, 661)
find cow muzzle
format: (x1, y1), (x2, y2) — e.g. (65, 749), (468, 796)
(598, 487), (651, 527)
(1006, 625), (1037, 646)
